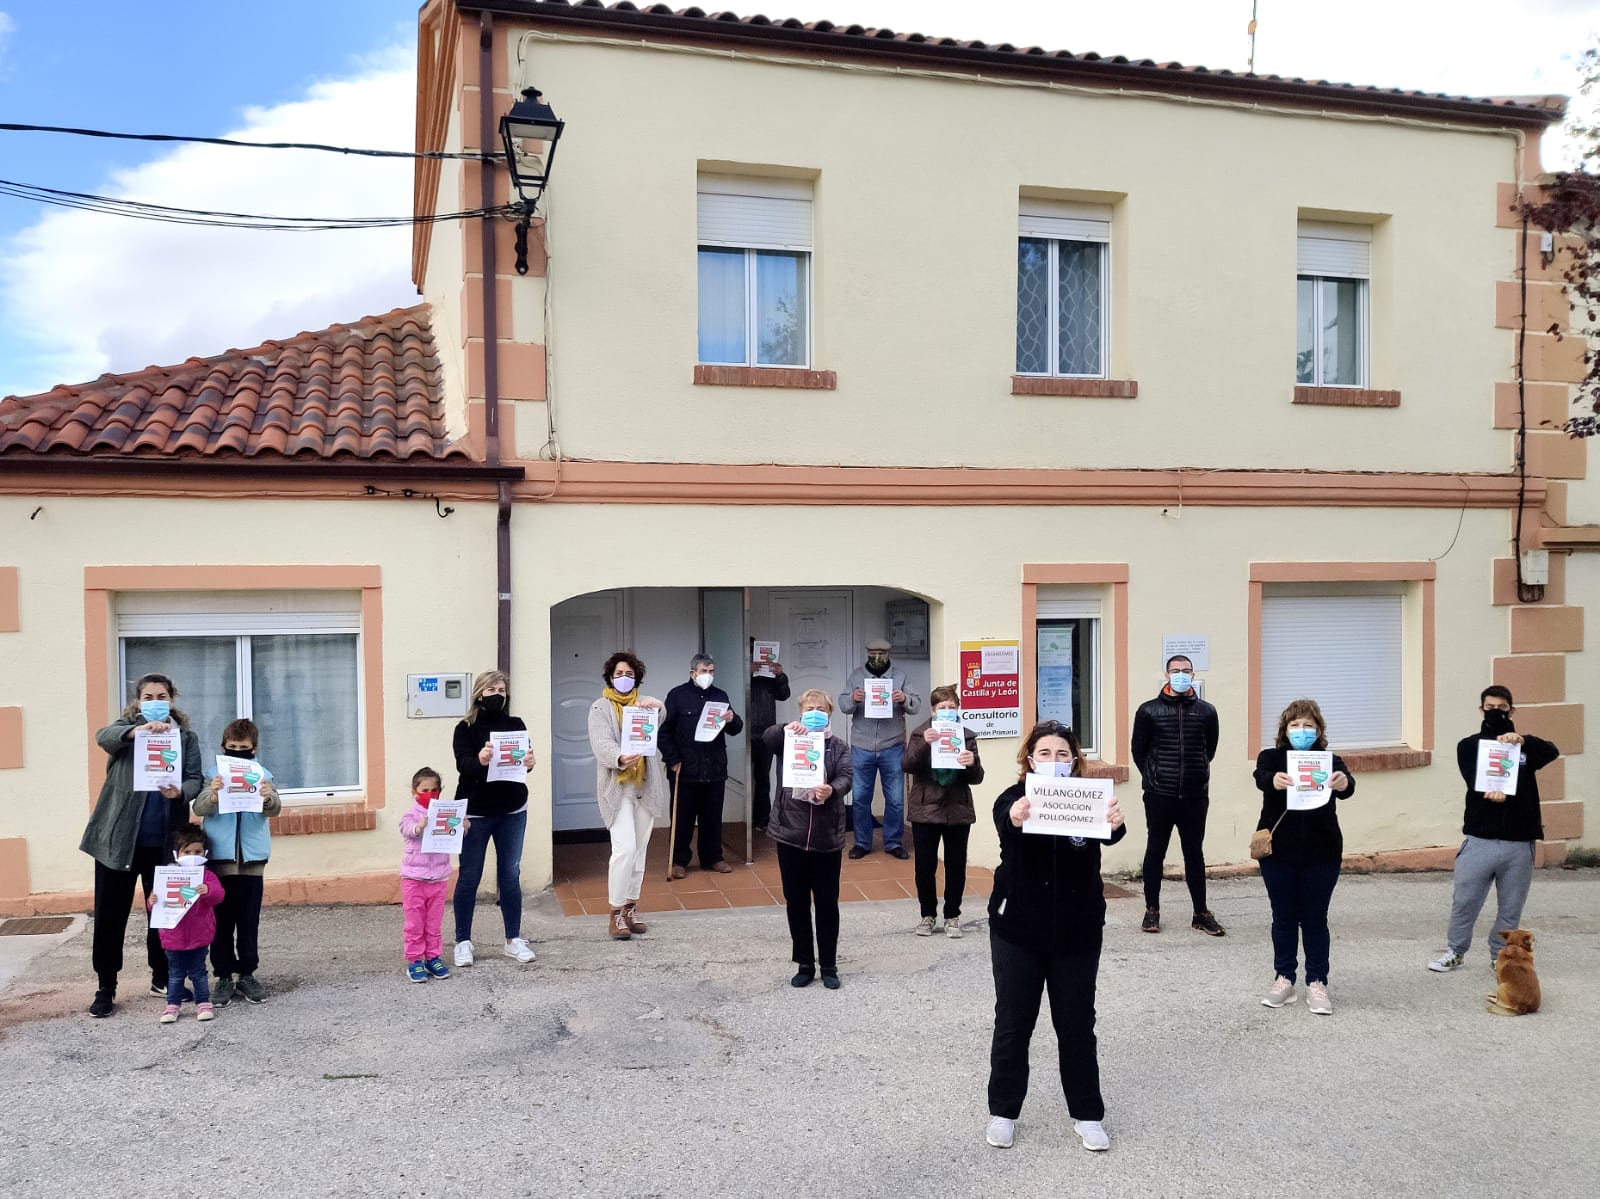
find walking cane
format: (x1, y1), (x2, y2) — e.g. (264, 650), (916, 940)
(666, 767), (681, 883)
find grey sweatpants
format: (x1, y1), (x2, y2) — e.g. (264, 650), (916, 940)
(1446, 835), (1534, 961)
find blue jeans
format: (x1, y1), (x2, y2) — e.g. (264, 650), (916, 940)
(166, 946), (210, 1005)
(452, 809), (527, 942)
(851, 746), (904, 852)
(1258, 858), (1340, 985)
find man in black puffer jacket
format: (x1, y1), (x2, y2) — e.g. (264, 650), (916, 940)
(1130, 655), (1223, 936)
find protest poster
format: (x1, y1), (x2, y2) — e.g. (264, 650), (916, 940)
(215, 753), (267, 814)
(752, 640), (780, 678)
(695, 702), (732, 742)
(133, 728), (182, 792)
(959, 639), (1022, 738)
(864, 679), (894, 719)
(421, 797), (469, 854)
(1021, 774), (1114, 841)
(782, 730), (825, 790)
(619, 706), (659, 757)
(1285, 750), (1334, 810)
(1475, 740), (1521, 795)
(148, 865), (204, 930)
(929, 719), (965, 770)
(487, 731), (531, 783)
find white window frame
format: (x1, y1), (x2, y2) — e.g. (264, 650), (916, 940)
(116, 600), (365, 805)
(1017, 201), (1112, 380)
(697, 175), (813, 369)
(1035, 591), (1104, 758)
(1296, 222), (1371, 389)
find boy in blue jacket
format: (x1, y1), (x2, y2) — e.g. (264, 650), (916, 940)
(193, 718), (282, 1005)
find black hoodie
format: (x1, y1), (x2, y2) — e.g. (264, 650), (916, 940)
(1455, 716), (1559, 842)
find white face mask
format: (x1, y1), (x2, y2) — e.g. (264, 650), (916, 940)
(1029, 758), (1074, 778)
(176, 853), (206, 868)
(612, 677), (636, 694)
(693, 672), (714, 690)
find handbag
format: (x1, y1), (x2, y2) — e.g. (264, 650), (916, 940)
(1250, 812), (1286, 860)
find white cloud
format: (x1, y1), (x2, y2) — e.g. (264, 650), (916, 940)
(0, 44), (420, 394)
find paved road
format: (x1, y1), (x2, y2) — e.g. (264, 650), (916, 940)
(1, 869), (1596, 1197)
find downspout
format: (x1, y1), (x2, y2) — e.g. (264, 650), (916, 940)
(479, 9), (513, 673)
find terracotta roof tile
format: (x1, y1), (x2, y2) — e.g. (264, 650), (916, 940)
(0, 305), (468, 464)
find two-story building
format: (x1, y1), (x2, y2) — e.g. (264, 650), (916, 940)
(0, 0), (1591, 914)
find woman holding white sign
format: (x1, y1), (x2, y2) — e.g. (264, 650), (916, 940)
(902, 685), (984, 938)
(761, 689), (853, 989)
(985, 721), (1124, 1153)
(587, 652), (669, 942)
(450, 670), (537, 967)
(83, 672), (205, 1018)
(1251, 700), (1355, 1016)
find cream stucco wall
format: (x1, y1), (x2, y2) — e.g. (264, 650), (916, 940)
(465, 34), (1526, 474)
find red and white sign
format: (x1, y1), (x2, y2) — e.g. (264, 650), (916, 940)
(959, 638), (1021, 739)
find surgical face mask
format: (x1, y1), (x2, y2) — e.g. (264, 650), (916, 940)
(935, 708), (961, 723)
(1168, 672), (1193, 694)
(479, 694), (506, 715)
(693, 672), (715, 690)
(611, 676), (636, 694)
(139, 700), (171, 723)
(176, 853), (206, 868)
(1030, 758), (1074, 778)
(1287, 727), (1318, 751)
(800, 709), (830, 732)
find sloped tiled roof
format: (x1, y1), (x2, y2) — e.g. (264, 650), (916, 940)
(485, 1), (1565, 125)
(0, 306), (468, 462)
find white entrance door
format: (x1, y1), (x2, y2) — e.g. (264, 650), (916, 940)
(550, 591), (621, 832)
(767, 591), (855, 739)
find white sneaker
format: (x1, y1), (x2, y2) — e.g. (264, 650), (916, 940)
(454, 940), (474, 968)
(985, 1116), (1015, 1148)
(1427, 950), (1463, 973)
(914, 916), (936, 936)
(504, 937), (536, 963)
(1306, 981), (1333, 1015)
(945, 919), (964, 940)
(1261, 976), (1297, 1008)
(1074, 1120), (1111, 1151)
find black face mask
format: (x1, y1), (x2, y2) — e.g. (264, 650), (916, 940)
(865, 657), (890, 676)
(480, 694), (507, 716)
(1481, 708), (1514, 735)
(223, 748), (255, 760)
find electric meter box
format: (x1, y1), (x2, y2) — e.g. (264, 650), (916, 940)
(406, 673), (472, 719)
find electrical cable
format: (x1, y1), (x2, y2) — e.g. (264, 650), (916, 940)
(0, 122), (493, 162)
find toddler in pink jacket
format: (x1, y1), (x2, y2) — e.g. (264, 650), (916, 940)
(148, 827), (226, 1023)
(400, 767), (463, 982)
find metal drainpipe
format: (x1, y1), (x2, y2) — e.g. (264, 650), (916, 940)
(478, 10), (513, 673)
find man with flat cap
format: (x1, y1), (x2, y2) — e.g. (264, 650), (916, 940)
(839, 637), (921, 859)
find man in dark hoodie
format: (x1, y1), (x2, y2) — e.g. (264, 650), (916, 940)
(1428, 685), (1560, 972)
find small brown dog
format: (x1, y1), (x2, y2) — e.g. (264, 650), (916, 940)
(1486, 929), (1541, 1015)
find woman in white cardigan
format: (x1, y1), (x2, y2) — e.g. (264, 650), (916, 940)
(587, 650), (669, 941)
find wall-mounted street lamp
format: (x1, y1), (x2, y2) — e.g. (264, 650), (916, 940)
(499, 86), (564, 275)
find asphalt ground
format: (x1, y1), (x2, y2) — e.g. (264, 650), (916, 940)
(1, 869), (1597, 1197)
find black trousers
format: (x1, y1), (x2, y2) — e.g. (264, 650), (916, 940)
(775, 841), (841, 971)
(211, 872), (264, 977)
(1142, 794), (1210, 912)
(987, 929), (1105, 1122)
(750, 730), (775, 829)
(91, 845), (168, 991)
(911, 821), (970, 920)
(672, 778), (727, 867)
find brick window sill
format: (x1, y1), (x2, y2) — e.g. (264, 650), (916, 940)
(1081, 761), (1131, 784)
(1292, 386), (1401, 408)
(1013, 376), (1138, 398)
(269, 802), (377, 836)
(1336, 747), (1431, 772)
(694, 365), (837, 390)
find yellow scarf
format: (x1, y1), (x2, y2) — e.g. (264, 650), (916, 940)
(603, 686), (647, 788)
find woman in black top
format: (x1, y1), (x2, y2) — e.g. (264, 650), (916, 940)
(1252, 698), (1355, 1015)
(450, 670), (536, 968)
(985, 720), (1125, 1154)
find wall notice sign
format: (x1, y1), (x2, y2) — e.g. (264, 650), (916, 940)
(487, 731), (531, 783)
(959, 639), (1021, 739)
(421, 797), (469, 854)
(1022, 775), (1113, 841)
(133, 729), (182, 792)
(752, 641), (780, 678)
(1161, 635), (1209, 672)
(1475, 740), (1520, 795)
(620, 707), (659, 757)
(864, 679), (894, 719)
(782, 730), (825, 789)
(215, 754), (267, 814)
(148, 865), (204, 930)
(1285, 750), (1333, 810)
(929, 719), (964, 769)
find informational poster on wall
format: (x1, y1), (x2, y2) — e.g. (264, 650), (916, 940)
(959, 639), (1022, 739)
(929, 718), (965, 769)
(863, 678), (894, 719)
(421, 797), (469, 854)
(148, 865), (204, 930)
(1285, 750), (1334, 810)
(781, 730), (825, 789)
(1022, 775), (1113, 841)
(133, 728), (182, 792)
(1475, 740), (1520, 795)
(487, 731), (531, 783)
(752, 640), (780, 678)
(215, 754), (268, 814)
(620, 707), (659, 757)
(1036, 628), (1075, 729)
(1161, 634), (1209, 672)
(695, 702), (731, 742)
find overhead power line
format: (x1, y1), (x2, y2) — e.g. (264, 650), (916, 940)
(0, 122), (492, 162)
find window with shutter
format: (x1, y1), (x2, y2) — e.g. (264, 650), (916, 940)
(697, 176), (813, 367)
(1259, 592), (1402, 749)
(1295, 221), (1371, 387)
(1017, 200), (1112, 379)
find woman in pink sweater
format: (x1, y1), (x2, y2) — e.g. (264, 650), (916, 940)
(149, 828), (225, 1024)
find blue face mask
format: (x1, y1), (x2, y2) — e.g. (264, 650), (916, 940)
(800, 710), (830, 732)
(139, 700), (171, 723)
(1168, 672), (1193, 694)
(1287, 727), (1318, 751)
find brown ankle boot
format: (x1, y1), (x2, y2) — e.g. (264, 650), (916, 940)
(622, 902), (648, 934)
(609, 908), (632, 940)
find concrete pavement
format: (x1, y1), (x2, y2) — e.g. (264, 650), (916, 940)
(0, 870), (1596, 1197)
